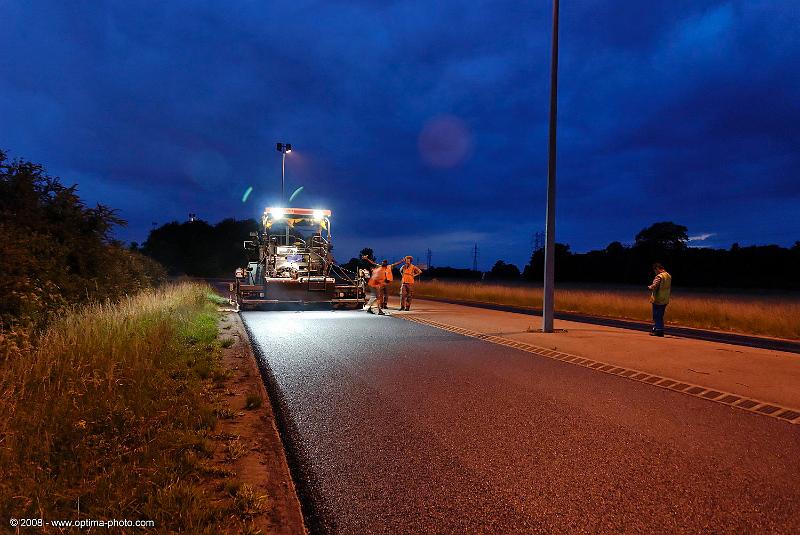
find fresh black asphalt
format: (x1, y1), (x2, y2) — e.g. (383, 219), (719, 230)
(243, 310), (800, 534)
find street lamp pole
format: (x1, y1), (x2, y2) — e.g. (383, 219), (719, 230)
(542, 0), (560, 333)
(276, 142), (292, 244)
(276, 142), (292, 203)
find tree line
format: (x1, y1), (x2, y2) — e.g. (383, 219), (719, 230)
(496, 222), (799, 289)
(140, 217), (799, 290)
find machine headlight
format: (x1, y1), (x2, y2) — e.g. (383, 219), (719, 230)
(313, 209), (325, 220)
(270, 207), (285, 220)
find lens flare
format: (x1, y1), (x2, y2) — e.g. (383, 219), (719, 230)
(289, 186), (304, 203)
(241, 186), (253, 203)
(418, 115), (472, 168)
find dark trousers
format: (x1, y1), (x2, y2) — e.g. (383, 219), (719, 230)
(379, 285), (389, 308)
(652, 303), (667, 332)
(401, 283), (413, 309)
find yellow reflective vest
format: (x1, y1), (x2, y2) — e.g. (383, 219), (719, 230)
(650, 271), (672, 305)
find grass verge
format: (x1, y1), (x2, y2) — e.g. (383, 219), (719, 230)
(0, 282), (261, 532)
(412, 281), (800, 340)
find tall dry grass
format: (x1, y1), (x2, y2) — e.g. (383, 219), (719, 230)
(0, 283), (251, 532)
(413, 281), (800, 340)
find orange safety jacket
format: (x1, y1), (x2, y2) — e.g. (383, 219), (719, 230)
(401, 264), (421, 284)
(368, 266), (389, 288)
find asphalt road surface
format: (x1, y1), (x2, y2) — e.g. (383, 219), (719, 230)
(243, 310), (800, 534)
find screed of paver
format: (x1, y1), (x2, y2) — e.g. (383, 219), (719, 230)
(402, 300), (800, 409)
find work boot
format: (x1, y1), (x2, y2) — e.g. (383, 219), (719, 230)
(655, 330), (664, 337)
(367, 308), (375, 314)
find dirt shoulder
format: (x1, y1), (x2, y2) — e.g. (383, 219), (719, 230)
(210, 309), (306, 534)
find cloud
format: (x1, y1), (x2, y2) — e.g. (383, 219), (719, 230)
(688, 233), (716, 242)
(0, 0), (798, 269)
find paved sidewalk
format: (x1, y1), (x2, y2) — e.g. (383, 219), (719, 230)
(388, 299), (800, 410)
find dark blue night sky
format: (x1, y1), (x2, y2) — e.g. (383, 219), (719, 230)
(2, 1), (798, 270)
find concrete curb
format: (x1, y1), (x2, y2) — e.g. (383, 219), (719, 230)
(415, 296), (800, 354)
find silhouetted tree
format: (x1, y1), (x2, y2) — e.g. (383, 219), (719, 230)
(605, 241), (626, 255)
(141, 218), (258, 276)
(634, 222), (688, 251)
(339, 246), (377, 276)
(488, 260), (521, 280)
(522, 243), (573, 281)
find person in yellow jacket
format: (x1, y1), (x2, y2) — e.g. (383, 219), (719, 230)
(648, 263), (672, 337)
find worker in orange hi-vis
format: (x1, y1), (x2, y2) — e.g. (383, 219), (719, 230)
(399, 256), (423, 311)
(363, 257), (403, 309)
(364, 262), (390, 315)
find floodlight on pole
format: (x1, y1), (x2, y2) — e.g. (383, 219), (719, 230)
(276, 142), (292, 202)
(542, 0), (560, 333)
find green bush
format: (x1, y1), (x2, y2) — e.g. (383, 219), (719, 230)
(0, 149), (167, 332)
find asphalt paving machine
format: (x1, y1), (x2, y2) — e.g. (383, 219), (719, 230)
(230, 207), (367, 309)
